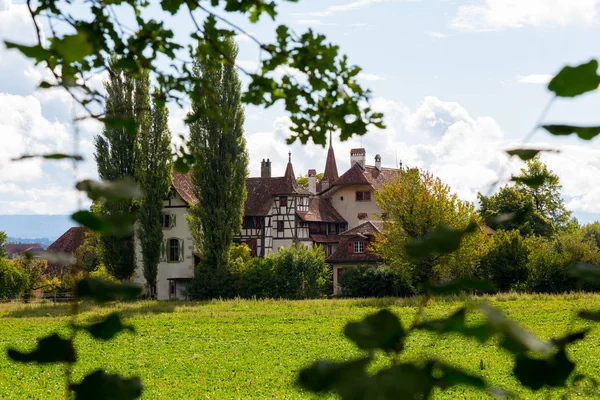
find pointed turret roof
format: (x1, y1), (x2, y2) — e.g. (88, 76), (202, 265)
(323, 132), (338, 184)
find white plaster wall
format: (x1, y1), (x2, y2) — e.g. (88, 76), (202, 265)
(134, 193), (196, 300)
(327, 185), (383, 229)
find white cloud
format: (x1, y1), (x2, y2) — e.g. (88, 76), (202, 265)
(293, 19), (338, 26)
(451, 0), (600, 32)
(517, 74), (554, 84)
(357, 72), (385, 81)
(298, 0), (411, 18)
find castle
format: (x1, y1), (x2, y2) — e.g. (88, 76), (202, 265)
(133, 141), (401, 299)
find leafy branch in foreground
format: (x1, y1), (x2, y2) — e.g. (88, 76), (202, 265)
(5, 0), (383, 146)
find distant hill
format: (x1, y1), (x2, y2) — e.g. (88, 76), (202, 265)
(0, 215), (77, 241)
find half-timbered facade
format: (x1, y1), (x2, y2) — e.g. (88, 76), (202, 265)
(133, 141), (401, 299)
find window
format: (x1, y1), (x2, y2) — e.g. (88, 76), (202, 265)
(355, 191), (371, 201)
(169, 281), (176, 299)
(340, 196), (344, 201)
(168, 238), (180, 262)
(326, 244), (333, 257)
(329, 223), (338, 234)
(354, 241), (365, 254)
(279, 196), (288, 207)
(161, 213), (171, 228)
(277, 221), (285, 232)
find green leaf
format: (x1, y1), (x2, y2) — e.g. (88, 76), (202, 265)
(551, 329), (589, 348)
(4, 41), (51, 62)
(297, 357), (370, 393)
(423, 279), (493, 295)
(542, 125), (600, 141)
(71, 370), (142, 400)
(372, 363), (434, 399)
(578, 310), (600, 321)
(52, 32), (93, 63)
(479, 303), (552, 355)
(416, 308), (493, 343)
(7, 333), (75, 364)
(513, 349), (575, 390)
(506, 148), (558, 161)
(433, 361), (486, 390)
(568, 263), (600, 284)
(100, 117), (138, 137)
(344, 309), (405, 353)
(81, 313), (135, 341)
(511, 172), (550, 189)
(13, 153), (84, 161)
(76, 178), (143, 201)
(76, 278), (143, 303)
(548, 59), (600, 97)
(405, 222), (478, 259)
(160, 0), (184, 14)
(72, 211), (108, 233)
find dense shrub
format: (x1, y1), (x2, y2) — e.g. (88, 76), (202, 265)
(190, 244), (330, 300)
(339, 265), (413, 298)
(0, 258), (29, 300)
(477, 230), (529, 292)
(525, 229), (600, 293)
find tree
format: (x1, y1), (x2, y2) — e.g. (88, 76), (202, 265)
(94, 67), (145, 281)
(11, 257), (60, 298)
(136, 90), (172, 298)
(188, 38), (249, 277)
(296, 172), (323, 189)
(0, 230), (7, 259)
(373, 168), (487, 289)
(514, 157), (572, 229)
(74, 231), (101, 274)
(478, 186), (553, 237)
(477, 230), (529, 292)
(0, 258), (28, 300)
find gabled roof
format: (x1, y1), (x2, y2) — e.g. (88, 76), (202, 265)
(321, 163), (401, 194)
(341, 220), (385, 237)
(47, 227), (87, 254)
(326, 221), (384, 264)
(245, 168), (311, 217)
(310, 234), (341, 243)
(6, 243), (43, 258)
(297, 198), (346, 223)
(172, 172), (199, 205)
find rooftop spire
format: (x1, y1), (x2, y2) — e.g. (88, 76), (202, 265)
(322, 132), (338, 184)
(288, 151), (291, 163)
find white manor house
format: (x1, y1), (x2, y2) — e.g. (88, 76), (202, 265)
(133, 142), (401, 299)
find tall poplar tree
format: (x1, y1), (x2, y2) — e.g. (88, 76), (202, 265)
(136, 91), (172, 297)
(94, 67), (147, 281)
(188, 38), (248, 275)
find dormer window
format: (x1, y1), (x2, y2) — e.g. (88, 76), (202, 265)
(354, 241), (365, 254)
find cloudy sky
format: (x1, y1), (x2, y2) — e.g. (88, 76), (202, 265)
(2, 0), (600, 222)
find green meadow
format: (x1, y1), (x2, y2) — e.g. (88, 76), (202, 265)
(1, 294), (599, 399)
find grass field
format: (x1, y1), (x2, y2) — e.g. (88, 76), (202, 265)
(1, 294), (599, 399)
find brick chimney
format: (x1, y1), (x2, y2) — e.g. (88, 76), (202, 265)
(375, 154), (382, 171)
(350, 148), (366, 168)
(261, 159), (271, 178)
(308, 169), (317, 194)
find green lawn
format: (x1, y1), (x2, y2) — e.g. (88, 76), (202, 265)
(0, 294), (599, 399)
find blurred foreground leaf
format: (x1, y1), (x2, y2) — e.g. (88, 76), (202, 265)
(81, 313), (135, 341)
(76, 278), (142, 303)
(71, 370), (142, 400)
(344, 309), (406, 353)
(548, 59), (600, 97)
(7, 333), (75, 364)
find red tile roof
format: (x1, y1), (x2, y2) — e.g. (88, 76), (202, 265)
(297, 198), (346, 223)
(321, 163), (401, 193)
(245, 168), (310, 216)
(310, 234), (342, 243)
(172, 172), (199, 205)
(47, 227), (87, 254)
(6, 243), (43, 259)
(326, 221), (384, 264)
